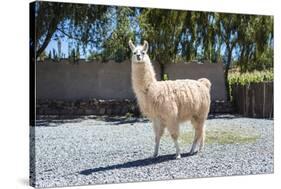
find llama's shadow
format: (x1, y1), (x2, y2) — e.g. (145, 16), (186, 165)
(208, 114), (239, 120)
(102, 116), (149, 125)
(79, 152), (197, 176)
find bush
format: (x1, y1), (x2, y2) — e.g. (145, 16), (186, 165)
(228, 70), (273, 86)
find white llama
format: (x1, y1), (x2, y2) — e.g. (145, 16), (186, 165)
(129, 40), (211, 159)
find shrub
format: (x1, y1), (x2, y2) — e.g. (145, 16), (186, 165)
(228, 70), (273, 86)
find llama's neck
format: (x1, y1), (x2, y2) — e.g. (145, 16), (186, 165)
(131, 59), (157, 95)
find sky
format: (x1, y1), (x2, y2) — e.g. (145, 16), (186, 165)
(44, 10), (237, 62)
(45, 34), (231, 61)
(45, 7), (137, 60)
(45, 35), (87, 59)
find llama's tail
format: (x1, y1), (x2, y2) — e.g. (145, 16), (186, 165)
(198, 78), (211, 90)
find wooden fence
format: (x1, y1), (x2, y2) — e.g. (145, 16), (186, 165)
(231, 82), (273, 118)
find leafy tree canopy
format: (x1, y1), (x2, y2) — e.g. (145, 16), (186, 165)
(32, 1), (273, 75)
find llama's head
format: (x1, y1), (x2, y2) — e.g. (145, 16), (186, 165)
(129, 40), (149, 64)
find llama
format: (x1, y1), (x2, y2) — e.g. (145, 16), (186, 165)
(129, 40), (211, 159)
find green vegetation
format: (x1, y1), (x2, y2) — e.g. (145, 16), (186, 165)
(33, 2), (273, 67)
(228, 70), (273, 86)
(163, 74), (169, 81)
(171, 130), (260, 145)
(124, 112), (134, 118)
(32, 2), (273, 98)
(207, 130), (259, 144)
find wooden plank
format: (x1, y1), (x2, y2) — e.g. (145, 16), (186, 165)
(255, 82), (265, 118)
(234, 82), (273, 118)
(264, 82), (273, 118)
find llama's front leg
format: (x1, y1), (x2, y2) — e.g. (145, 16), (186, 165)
(152, 120), (164, 158)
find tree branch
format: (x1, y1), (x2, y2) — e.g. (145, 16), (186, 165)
(36, 6), (62, 58)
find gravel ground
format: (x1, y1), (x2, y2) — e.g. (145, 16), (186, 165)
(30, 115), (274, 188)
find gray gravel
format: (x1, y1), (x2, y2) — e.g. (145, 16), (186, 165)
(31, 115), (273, 188)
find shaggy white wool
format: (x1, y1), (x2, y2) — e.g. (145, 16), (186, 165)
(129, 40), (211, 158)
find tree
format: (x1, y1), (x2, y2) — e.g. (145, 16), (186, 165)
(52, 48), (58, 61)
(139, 8), (188, 79)
(33, 1), (108, 59)
(38, 51), (47, 61)
(57, 39), (62, 60)
(216, 14), (239, 100)
(48, 50), (52, 59)
(68, 44), (80, 63)
(33, 2), (61, 59)
(101, 7), (135, 62)
(33, 1), (274, 101)
(236, 15), (273, 72)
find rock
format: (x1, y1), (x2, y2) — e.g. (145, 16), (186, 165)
(99, 107), (106, 115)
(36, 98), (233, 116)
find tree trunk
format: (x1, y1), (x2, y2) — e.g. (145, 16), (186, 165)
(159, 62), (165, 81)
(225, 48), (233, 101)
(36, 25), (57, 59)
(35, 7), (62, 59)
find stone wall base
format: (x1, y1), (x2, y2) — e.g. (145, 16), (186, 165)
(36, 99), (233, 116)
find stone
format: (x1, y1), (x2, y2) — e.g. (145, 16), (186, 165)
(36, 98), (233, 116)
(85, 109), (96, 115)
(99, 108), (106, 115)
(106, 108), (112, 115)
(121, 106), (129, 115)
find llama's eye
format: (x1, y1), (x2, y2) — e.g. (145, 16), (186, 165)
(141, 51), (145, 55)
(133, 52), (137, 55)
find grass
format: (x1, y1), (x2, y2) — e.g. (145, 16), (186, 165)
(205, 131), (259, 144)
(164, 130), (260, 145)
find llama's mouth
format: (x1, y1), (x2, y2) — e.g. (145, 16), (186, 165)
(135, 60), (144, 64)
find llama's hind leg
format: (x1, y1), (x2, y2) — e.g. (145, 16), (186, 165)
(152, 119), (164, 158)
(198, 125), (205, 151)
(167, 123), (181, 159)
(190, 119), (205, 155)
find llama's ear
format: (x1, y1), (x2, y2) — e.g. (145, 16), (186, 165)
(143, 40), (149, 53)
(129, 40), (135, 51)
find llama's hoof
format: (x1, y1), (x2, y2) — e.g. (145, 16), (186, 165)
(151, 154), (158, 158)
(175, 154), (181, 159)
(188, 151), (198, 156)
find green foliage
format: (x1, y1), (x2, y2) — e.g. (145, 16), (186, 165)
(52, 49), (58, 61)
(236, 15), (274, 72)
(33, 1), (108, 59)
(34, 1), (273, 78)
(101, 7), (135, 62)
(165, 129), (260, 145)
(69, 46), (80, 63)
(57, 39), (62, 60)
(163, 74), (169, 81)
(48, 51), (52, 59)
(38, 50), (47, 61)
(139, 9), (186, 63)
(228, 70), (273, 86)
(86, 52), (102, 61)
